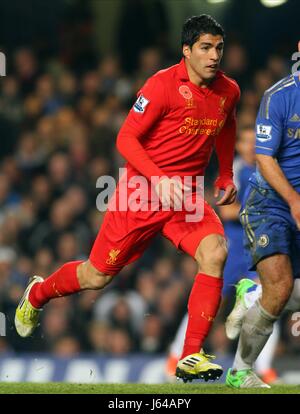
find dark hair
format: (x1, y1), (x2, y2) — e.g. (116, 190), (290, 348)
(181, 15), (225, 48)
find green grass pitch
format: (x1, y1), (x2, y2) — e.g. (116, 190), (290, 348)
(0, 382), (300, 394)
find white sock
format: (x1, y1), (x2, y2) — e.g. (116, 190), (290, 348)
(233, 300), (278, 371)
(255, 321), (280, 374)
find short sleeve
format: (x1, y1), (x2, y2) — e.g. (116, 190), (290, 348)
(255, 92), (283, 156)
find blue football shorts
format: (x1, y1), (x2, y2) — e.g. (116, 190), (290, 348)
(240, 185), (300, 277)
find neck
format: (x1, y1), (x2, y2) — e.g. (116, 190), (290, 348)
(185, 59), (213, 87)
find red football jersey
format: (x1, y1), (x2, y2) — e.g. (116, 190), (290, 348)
(117, 58), (240, 184)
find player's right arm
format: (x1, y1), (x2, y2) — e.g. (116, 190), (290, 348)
(116, 75), (166, 180)
(116, 75), (185, 209)
(255, 92), (300, 229)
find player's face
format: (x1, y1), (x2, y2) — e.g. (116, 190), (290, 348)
(183, 34), (224, 83)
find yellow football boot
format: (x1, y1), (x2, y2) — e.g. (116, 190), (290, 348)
(15, 276), (44, 337)
(176, 350), (223, 382)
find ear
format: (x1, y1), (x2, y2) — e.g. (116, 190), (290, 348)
(182, 45), (191, 59)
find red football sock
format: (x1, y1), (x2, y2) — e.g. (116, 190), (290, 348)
(29, 261), (83, 308)
(181, 273), (223, 359)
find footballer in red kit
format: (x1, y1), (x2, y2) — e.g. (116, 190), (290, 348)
(90, 56), (239, 274)
(15, 15), (240, 382)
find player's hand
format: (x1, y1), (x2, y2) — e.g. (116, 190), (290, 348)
(214, 184), (237, 206)
(155, 177), (190, 209)
(289, 194), (300, 230)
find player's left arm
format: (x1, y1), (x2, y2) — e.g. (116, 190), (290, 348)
(214, 84), (240, 206)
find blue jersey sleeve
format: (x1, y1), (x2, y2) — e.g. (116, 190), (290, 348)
(255, 92), (283, 156)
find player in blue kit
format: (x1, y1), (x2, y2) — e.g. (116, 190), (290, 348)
(226, 42), (300, 389)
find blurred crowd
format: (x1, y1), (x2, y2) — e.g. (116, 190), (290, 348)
(0, 28), (299, 360)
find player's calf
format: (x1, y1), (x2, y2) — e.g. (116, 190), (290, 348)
(257, 255), (293, 316)
(261, 279), (293, 316)
(77, 260), (113, 290)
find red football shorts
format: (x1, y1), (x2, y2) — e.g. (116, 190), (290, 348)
(89, 189), (224, 275)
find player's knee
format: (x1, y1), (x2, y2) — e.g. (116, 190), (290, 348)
(78, 261), (113, 290)
(196, 242), (227, 270)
